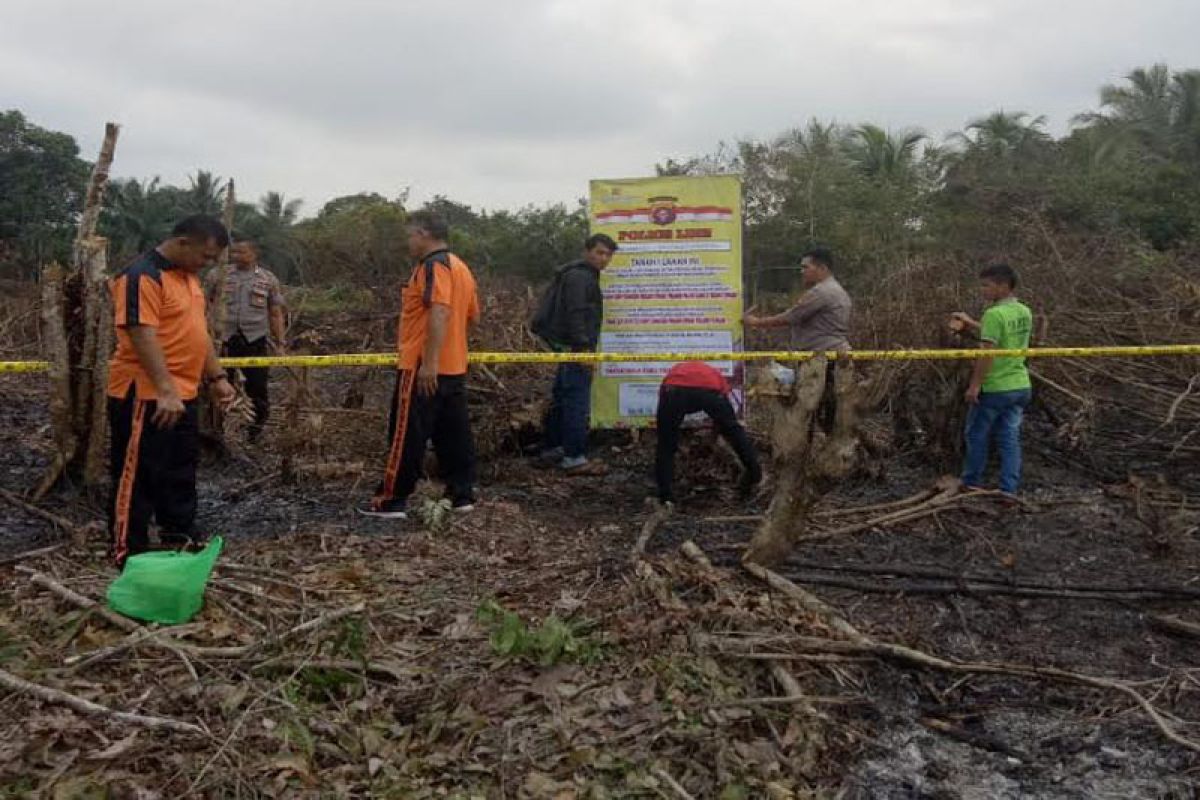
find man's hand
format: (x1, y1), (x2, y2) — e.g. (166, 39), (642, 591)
(744, 315), (762, 328)
(950, 312), (978, 332)
(271, 339), (287, 357)
(417, 363), (438, 397)
(209, 375), (236, 410)
(964, 383), (981, 405)
(153, 389), (186, 429)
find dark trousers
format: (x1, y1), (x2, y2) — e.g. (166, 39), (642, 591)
(542, 363), (592, 459)
(377, 370), (476, 506)
(223, 333), (270, 438)
(108, 389), (200, 566)
(655, 385), (761, 502)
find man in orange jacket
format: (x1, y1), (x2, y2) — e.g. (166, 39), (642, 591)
(359, 211), (481, 519)
(107, 215), (236, 567)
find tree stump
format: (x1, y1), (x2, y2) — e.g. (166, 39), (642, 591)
(744, 356), (864, 567)
(33, 123), (120, 501)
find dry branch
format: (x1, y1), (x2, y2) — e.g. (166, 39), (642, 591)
(785, 560), (1200, 599)
(633, 501), (674, 559)
(650, 767), (696, 800)
(0, 544), (65, 567)
(0, 488), (77, 533)
(0, 666), (204, 735)
(20, 566), (141, 635)
(777, 571), (1198, 603)
(1149, 614), (1200, 641)
(66, 623), (204, 671)
(702, 487), (941, 525)
(19, 567), (199, 679)
(251, 658), (411, 682)
(741, 558), (1200, 753)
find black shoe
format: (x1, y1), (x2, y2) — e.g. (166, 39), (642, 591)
(451, 497), (476, 514)
(356, 498), (409, 519)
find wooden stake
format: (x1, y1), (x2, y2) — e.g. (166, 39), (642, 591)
(36, 264), (73, 501)
(74, 122), (120, 247)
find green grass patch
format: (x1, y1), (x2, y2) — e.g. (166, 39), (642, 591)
(476, 601), (605, 666)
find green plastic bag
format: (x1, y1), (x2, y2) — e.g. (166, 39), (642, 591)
(107, 537), (224, 624)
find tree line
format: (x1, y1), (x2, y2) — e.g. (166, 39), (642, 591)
(1, 63), (1197, 291)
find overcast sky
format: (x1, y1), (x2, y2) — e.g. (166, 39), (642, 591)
(3, 0), (1197, 216)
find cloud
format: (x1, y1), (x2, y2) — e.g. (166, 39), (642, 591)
(2, 0), (1197, 212)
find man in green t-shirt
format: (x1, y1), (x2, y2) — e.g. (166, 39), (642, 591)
(950, 263), (1033, 495)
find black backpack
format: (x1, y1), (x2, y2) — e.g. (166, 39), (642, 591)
(529, 262), (587, 346)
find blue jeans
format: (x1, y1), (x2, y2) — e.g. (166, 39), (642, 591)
(961, 388), (1032, 494)
(542, 363), (592, 459)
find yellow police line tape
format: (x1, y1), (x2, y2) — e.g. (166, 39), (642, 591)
(2, 344), (1199, 374)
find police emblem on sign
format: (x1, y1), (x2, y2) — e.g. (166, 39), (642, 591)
(649, 196), (678, 225)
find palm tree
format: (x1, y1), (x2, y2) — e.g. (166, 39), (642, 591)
(252, 192), (303, 281)
(259, 191), (302, 228)
(953, 111), (1049, 156)
(844, 124), (926, 182)
(1074, 65), (1200, 165)
(182, 170), (225, 216)
(105, 177), (173, 259)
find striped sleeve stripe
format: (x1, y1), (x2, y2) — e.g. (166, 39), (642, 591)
(125, 273), (142, 326)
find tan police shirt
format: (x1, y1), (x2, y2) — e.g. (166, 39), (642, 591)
(209, 265), (284, 343)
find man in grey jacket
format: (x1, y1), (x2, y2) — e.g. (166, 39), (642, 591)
(539, 234), (617, 475)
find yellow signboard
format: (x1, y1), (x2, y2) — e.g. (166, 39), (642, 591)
(589, 175), (744, 427)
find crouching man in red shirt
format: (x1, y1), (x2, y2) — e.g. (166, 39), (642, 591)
(655, 361), (762, 504)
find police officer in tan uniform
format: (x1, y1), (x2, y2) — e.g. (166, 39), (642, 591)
(207, 239), (286, 442)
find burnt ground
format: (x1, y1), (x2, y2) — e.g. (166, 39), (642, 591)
(2, 363), (1200, 798)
